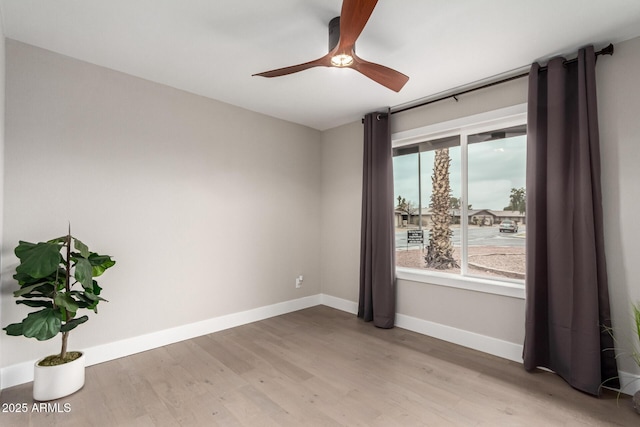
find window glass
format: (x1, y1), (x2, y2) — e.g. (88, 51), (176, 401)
(467, 125), (526, 280)
(394, 122), (526, 283)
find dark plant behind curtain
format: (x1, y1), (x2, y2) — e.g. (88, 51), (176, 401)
(358, 111), (396, 328)
(523, 45), (619, 395)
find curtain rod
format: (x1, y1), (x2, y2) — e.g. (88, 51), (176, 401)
(389, 43), (614, 116)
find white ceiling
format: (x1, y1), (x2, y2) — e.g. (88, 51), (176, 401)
(2, 0), (640, 131)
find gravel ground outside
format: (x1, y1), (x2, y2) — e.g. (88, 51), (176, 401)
(396, 246), (525, 279)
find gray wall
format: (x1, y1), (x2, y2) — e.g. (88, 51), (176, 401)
(320, 121), (363, 305)
(319, 36), (640, 378)
(1, 40), (322, 368)
(598, 36), (640, 376)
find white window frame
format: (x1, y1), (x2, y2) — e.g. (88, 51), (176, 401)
(392, 104), (527, 299)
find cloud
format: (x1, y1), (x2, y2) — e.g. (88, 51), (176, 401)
(393, 135), (526, 210)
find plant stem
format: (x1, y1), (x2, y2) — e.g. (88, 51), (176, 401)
(65, 228), (72, 294)
(61, 331), (69, 358)
(60, 230), (72, 359)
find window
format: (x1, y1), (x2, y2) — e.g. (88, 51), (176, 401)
(392, 105), (527, 297)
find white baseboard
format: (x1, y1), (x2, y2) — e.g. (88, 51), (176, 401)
(319, 294), (524, 362)
(394, 313), (525, 363)
(320, 295), (524, 362)
(1, 294), (322, 390)
(392, 312), (640, 396)
(320, 294), (358, 314)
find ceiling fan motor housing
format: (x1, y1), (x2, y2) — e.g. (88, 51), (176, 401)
(329, 16), (353, 53)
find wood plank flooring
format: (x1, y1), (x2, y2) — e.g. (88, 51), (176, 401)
(1, 306), (638, 426)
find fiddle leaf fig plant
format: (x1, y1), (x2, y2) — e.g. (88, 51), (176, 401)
(3, 229), (115, 362)
(601, 301), (640, 404)
(632, 302), (640, 368)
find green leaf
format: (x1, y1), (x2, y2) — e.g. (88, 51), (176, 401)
(77, 289), (106, 300)
(22, 308), (62, 341)
(60, 315), (88, 333)
(93, 282), (103, 296)
(3, 322), (24, 336)
(74, 300), (91, 309)
(88, 253), (116, 277)
(74, 258), (93, 288)
(14, 268), (65, 288)
(54, 293), (79, 314)
(633, 302), (640, 343)
(83, 291), (98, 302)
(14, 270), (46, 286)
(73, 238), (90, 258)
(15, 241), (62, 279)
(47, 236), (68, 244)
(70, 291), (107, 312)
(13, 282), (55, 298)
(14, 240), (37, 259)
(16, 300), (53, 308)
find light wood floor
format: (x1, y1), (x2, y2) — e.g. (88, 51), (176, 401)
(1, 306), (637, 426)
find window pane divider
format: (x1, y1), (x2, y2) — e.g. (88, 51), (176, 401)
(460, 131), (469, 276)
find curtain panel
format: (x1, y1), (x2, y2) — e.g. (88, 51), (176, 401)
(523, 46), (619, 395)
(358, 112), (396, 328)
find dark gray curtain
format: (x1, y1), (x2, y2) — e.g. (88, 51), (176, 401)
(523, 46), (619, 395)
(358, 111), (396, 328)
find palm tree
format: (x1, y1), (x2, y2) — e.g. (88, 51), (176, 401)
(425, 148), (459, 269)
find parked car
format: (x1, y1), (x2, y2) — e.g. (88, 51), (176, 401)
(499, 220), (518, 233)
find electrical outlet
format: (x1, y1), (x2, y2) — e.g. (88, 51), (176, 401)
(295, 275), (303, 288)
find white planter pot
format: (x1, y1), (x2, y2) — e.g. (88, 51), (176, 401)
(33, 352), (85, 401)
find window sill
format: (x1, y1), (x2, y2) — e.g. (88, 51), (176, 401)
(396, 267), (525, 299)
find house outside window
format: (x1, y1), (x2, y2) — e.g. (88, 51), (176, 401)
(392, 105), (527, 298)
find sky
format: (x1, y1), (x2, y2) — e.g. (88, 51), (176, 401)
(393, 135), (526, 211)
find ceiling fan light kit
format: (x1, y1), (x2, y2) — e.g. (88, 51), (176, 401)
(330, 53), (354, 67)
(253, 0), (409, 92)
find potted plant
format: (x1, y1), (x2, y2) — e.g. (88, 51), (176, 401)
(603, 301), (640, 414)
(2, 228), (115, 401)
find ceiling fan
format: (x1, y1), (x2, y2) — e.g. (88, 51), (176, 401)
(253, 0), (409, 92)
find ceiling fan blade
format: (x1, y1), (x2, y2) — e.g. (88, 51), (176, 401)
(351, 55), (409, 92)
(337, 0), (378, 51)
(253, 55), (332, 78)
